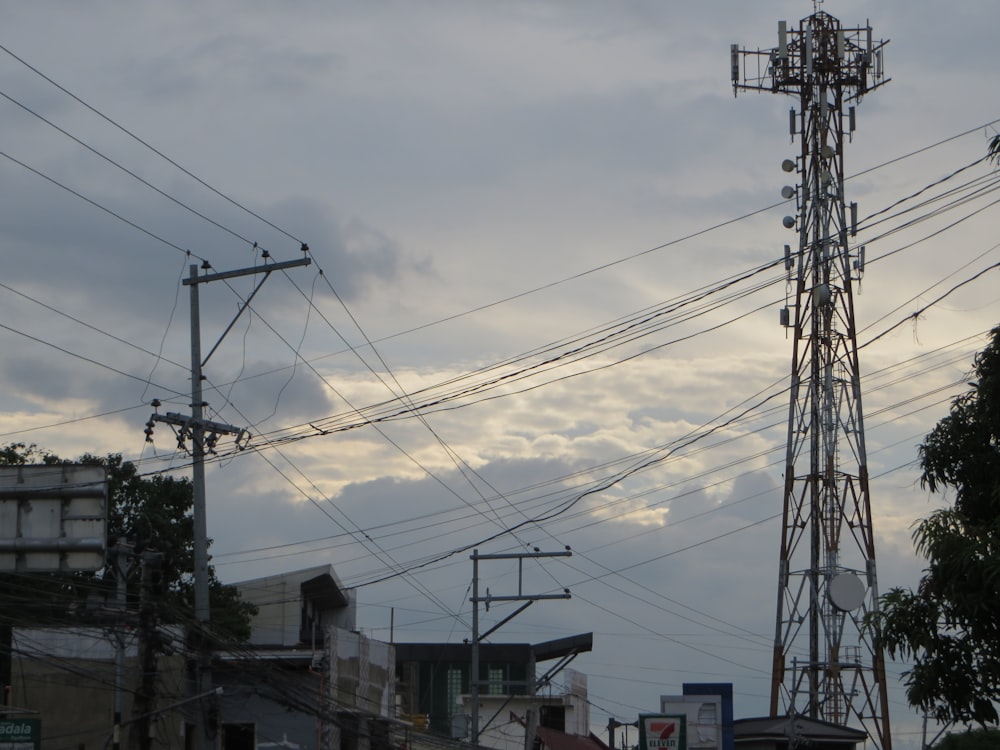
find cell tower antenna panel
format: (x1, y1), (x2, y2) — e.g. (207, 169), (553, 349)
(731, 13), (889, 102)
(733, 10), (892, 750)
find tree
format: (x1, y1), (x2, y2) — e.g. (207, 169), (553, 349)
(937, 727), (1000, 750)
(869, 326), (1000, 726)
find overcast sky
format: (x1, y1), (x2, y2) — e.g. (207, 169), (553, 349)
(2, 2), (999, 748)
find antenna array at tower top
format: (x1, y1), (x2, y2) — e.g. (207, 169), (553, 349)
(731, 12), (889, 102)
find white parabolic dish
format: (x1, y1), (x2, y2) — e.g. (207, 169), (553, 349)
(829, 572), (866, 612)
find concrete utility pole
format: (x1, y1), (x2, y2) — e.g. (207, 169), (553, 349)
(469, 549), (571, 744)
(733, 10), (892, 749)
(111, 541), (132, 750)
(147, 251), (311, 750)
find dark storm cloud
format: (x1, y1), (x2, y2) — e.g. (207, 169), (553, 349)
(265, 195), (421, 302)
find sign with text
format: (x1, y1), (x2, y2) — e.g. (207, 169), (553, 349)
(0, 719), (40, 750)
(640, 714), (686, 750)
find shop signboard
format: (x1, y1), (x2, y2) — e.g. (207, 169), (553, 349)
(0, 719), (40, 750)
(639, 714), (687, 750)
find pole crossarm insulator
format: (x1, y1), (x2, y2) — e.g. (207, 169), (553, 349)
(181, 256), (311, 286)
(152, 412), (244, 437)
(471, 592), (571, 604)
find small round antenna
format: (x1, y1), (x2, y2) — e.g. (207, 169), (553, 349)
(829, 573), (866, 611)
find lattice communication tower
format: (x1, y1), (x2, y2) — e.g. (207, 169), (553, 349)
(732, 10), (892, 749)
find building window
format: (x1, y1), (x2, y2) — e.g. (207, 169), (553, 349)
(488, 666), (505, 695)
(447, 667), (464, 715)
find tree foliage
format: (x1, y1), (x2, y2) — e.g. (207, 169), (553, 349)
(869, 326), (1000, 726)
(937, 728), (1000, 750)
(0, 443), (256, 642)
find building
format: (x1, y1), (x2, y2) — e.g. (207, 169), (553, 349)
(472, 668), (591, 750)
(8, 565), (596, 750)
(657, 683), (734, 750)
(395, 633), (592, 743)
(732, 716), (867, 750)
(7, 625), (187, 750)
(218, 566), (396, 750)
(535, 727), (610, 750)
(7, 565), (397, 750)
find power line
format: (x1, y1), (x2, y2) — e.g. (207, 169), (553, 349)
(0, 42), (303, 248)
(1, 41), (992, 696)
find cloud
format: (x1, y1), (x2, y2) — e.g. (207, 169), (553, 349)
(1, 4), (998, 746)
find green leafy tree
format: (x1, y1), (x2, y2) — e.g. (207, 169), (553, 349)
(869, 326), (1000, 726)
(937, 728), (1000, 750)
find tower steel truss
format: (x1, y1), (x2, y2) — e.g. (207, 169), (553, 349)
(732, 10), (892, 749)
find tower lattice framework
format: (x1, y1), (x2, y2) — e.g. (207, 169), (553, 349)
(733, 10), (892, 749)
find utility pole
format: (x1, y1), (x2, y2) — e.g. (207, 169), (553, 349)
(146, 250), (311, 750)
(607, 718), (637, 750)
(733, 9), (892, 749)
(134, 550), (164, 750)
(469, 549), (571, 744)
(111, 541), (132, 750)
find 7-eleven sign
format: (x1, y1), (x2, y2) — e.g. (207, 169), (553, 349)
(639, 715), (686, 750)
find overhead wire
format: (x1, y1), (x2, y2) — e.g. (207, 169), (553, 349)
(225, 251), (788, 628)
(366, 328), (984, 676)
(238, 152), (997, 449)
(3, 42), (996, 740)
(0, 318), (188, 400)
(209, 324), (987, 655)
(0, 212), (976, 640)
(860, 237), (1000, 346)
(1, 42), (1000, 688)
(0, 149), (193, 258)
(140, 266), (487, 635)
(306, 268), (544, 551)
(211, 298), (984, 564)
(246, 262), (788, 448)
(0, 300), (984, 728)
(208, 328), (985, 576)
(0, 87), (261, 251)
(0, 31), (994, 396)
(1, 114), (992, 472)
(0, 546), (384, 727)
(0, 42), (303, 247)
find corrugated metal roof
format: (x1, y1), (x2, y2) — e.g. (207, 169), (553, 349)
(537, 727), (610, 750)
